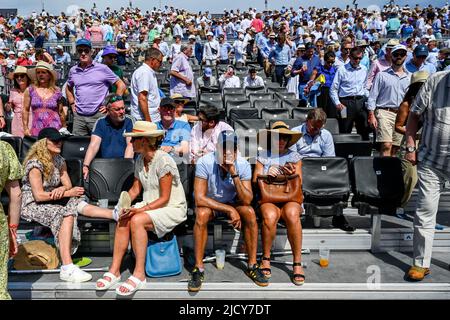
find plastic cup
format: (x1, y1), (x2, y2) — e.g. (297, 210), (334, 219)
(340, 106), (347, 119)
(98, 199), (109, 208)
(215, 249), (226, 270)
(319, 247), (330, 268)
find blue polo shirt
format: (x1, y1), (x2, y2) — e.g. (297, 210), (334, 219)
(290, 123), (335, 158)
(92, 116), (134, 158)
(195, 152), (252, 204)
(292, 55), (322, 85)
(156, 120), (191, 147)
(315, 64), (337, 88)
(405, 60), (437, 74)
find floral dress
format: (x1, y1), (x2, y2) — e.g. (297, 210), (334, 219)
(21, 155), (82, 255)
(29, 86), (62, 137)
(9, 89), (32, 137)
(0, 142), (23, 300)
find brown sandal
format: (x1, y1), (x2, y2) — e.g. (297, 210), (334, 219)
(259, 256), (272, 279)
(292, 262), (305, 286)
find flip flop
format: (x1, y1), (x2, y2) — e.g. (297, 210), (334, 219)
(73, 257), (92, 268)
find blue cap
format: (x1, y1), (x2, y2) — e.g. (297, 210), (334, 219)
(76, 38), (92, 48)
(203, 67), (212, 77)
(217, 130), (238, 150)
(414, 44), (428, 57)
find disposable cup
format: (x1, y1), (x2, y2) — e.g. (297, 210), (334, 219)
(319, 247), (330, 268)
(215, 249), (226, 270)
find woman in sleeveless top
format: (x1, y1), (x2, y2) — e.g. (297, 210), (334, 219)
(22, 61), (66, 137)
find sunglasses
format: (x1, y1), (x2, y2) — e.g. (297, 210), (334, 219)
(351, 56), (362, 61)
(15, 74), (27, 79)
(77, 48), (91, 54)
(131, 136), (144, 142)
(393, 51), (407, 58)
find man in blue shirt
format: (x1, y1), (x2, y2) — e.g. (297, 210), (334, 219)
(290, 109), (355, 232)
(155, 97), (191, 161)
(188, 131), (268, 292)
(218, 34), (232, 64)
(268, 34), (291, 86)
(405, 45), (437, 74)
(82, 94), (134, 179)
(291, 42), (321, 102)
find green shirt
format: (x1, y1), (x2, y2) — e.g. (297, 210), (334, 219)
(109, 64), (123, 93)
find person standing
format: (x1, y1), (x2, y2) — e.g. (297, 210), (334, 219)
(269, 34), (291, 87)
(130, 48), (163, 122)
(367, 45), (411, 156)
(330, 47), (370, 140)
(66, 39), (126, 136)
(405, 70), (450, 281)
(170, 45), (196, 100)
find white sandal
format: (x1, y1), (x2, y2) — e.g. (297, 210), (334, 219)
(95, 272), (121, 291)
(115, 275), (146, 296)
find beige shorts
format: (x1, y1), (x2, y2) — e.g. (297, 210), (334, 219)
(375, 108), (403, 146)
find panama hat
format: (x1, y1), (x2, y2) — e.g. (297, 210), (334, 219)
(27, 61), (58, 83)
(409, 70), (429, 87)
(123, 121), (165, 138)
(170, 93), (190, 104)
(258, 121), (302, 149)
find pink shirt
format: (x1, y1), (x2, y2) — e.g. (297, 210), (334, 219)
(89, 26), (104, 43)
(190, 121), (233, 162)
(366, 57), (391, 90)
(9, 89), (32, 137)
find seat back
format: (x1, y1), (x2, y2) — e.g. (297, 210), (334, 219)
(225, 100), (252, 115)
(334, 141), (372, 160)
(233, 118), (267, 134)
(267, 87), (288, 94)
(224, 93), (248, 106)
(21, 136), (37, 160)
(291, 107), (311, 122)
(275, 92), (298, 101)
(61, 136), (91, 160)
(324, 118), (339, 134)
(332, 134), (362, 143)
(350, 157), (404, 212)
(87, 158), (135, 204)
(228, 108), (260, 125)
(268, 119), (300, 130)
(245, 86), (266, 97)
(254, 99), (280, 113)
(223, 87), (245, 96)
(66, 159), (83, 187)
(261, 108), (290, 123)
(248, 93), (273, 106)
(199, 86), (221, 94)
(282, 99), (301, 111)
(199, 92), (222, 103)
(302, 157), (351, 203)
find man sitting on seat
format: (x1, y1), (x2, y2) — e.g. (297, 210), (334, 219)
(188, 131), (268, 292)
(290, 108), (355, 232)
(190, 105), (233, 163)
(243, 67), (265, 88)
(82, 94), (134, 179)
(218, 65), (241, 89)
(156, 97), (191, 160)
(196, 67), (218, 89)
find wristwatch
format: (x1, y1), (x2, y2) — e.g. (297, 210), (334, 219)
(405, 146), (416, 153)
(231, 174), (239, 179)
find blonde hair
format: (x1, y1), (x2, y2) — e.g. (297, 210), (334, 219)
(33, 69), (57, 91)
(23, 139), (55, 182)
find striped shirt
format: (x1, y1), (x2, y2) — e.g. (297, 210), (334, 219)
(411, 70), (450, 173)
(330, 63), (369, 106)
(367, 67), (411, 111)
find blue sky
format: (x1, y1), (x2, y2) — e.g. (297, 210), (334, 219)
(4, 0), (447, 16)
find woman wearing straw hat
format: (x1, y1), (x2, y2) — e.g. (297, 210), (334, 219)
(252, 121), (306, 286)
(3, 66), (32, 137)
(22, 61), (66, 137)
(88, 121), (187, 296)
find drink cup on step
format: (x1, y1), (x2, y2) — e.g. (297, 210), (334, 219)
(340, 106), (347, 119)
(319, 247), (330, 268)
(215, 249), (226, 270)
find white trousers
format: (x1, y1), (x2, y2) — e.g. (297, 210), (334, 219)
(413, 163), (450, 268)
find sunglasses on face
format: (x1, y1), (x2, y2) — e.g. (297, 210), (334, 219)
(131, 136), (143, 142)
(15, 74), (27, 79)
(392, 51), (407, 58)
(77, 48), (91, 54)
(351, 56), (362, 61)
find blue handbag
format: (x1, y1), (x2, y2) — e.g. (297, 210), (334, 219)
(145, 232), (182, 278)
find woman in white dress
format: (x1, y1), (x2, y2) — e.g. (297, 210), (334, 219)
(91, 121), (187, 296)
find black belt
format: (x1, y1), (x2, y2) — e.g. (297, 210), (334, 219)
(340, 95), (365, 100)
(378, 107), (399, 113)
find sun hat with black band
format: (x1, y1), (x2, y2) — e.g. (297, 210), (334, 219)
(123, 121), (165, 138)
(258, 121), (302, 149)
(38, 127), (66, 141)
(170, 93), (190, 104)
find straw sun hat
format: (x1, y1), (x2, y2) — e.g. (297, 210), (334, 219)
(258, 121), (302, 149)
(27, 61), (58, 83)
(123, 121), (165, 138)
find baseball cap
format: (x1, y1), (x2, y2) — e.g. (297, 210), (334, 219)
(203, 67), (212, 77)
(391, 44), (407, 54)
(75, 38), (92, 48)
(217, 130), (238, 150)
(414, 44), (429, 57)
(188, 34), (196, 40)
(159, 97), (176, 108)
(206, 32), (214, 37)
(38, 127), (66, 141)
(55, 45), (63, 50)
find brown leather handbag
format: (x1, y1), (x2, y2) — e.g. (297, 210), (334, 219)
(257, 173), (303, 204)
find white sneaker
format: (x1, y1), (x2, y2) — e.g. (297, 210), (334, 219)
(112, 191), (131, 221)
(60, 265), (92, 283)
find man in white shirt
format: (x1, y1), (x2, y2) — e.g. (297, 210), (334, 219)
(243, 67), (265, 88)
(202, 32), (220, 66)
(130, 48), (163, 122)
(15, 33), (32, 52)
(219, 65), (241, 89)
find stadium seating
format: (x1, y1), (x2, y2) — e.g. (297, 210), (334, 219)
(254, 99), (280, 114)
(61, 136), (91, 160)
(291, 107), (311, 122)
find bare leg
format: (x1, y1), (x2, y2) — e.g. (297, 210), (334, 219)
(380, 142), (392, 157)
(259, 203), (281, 275)
(193, 207), (214, 269)
(81, 204), (113, 220)
(236, 205), (258, 266)
(59, 215), (74, 265)
(281, 202), (304, 277)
